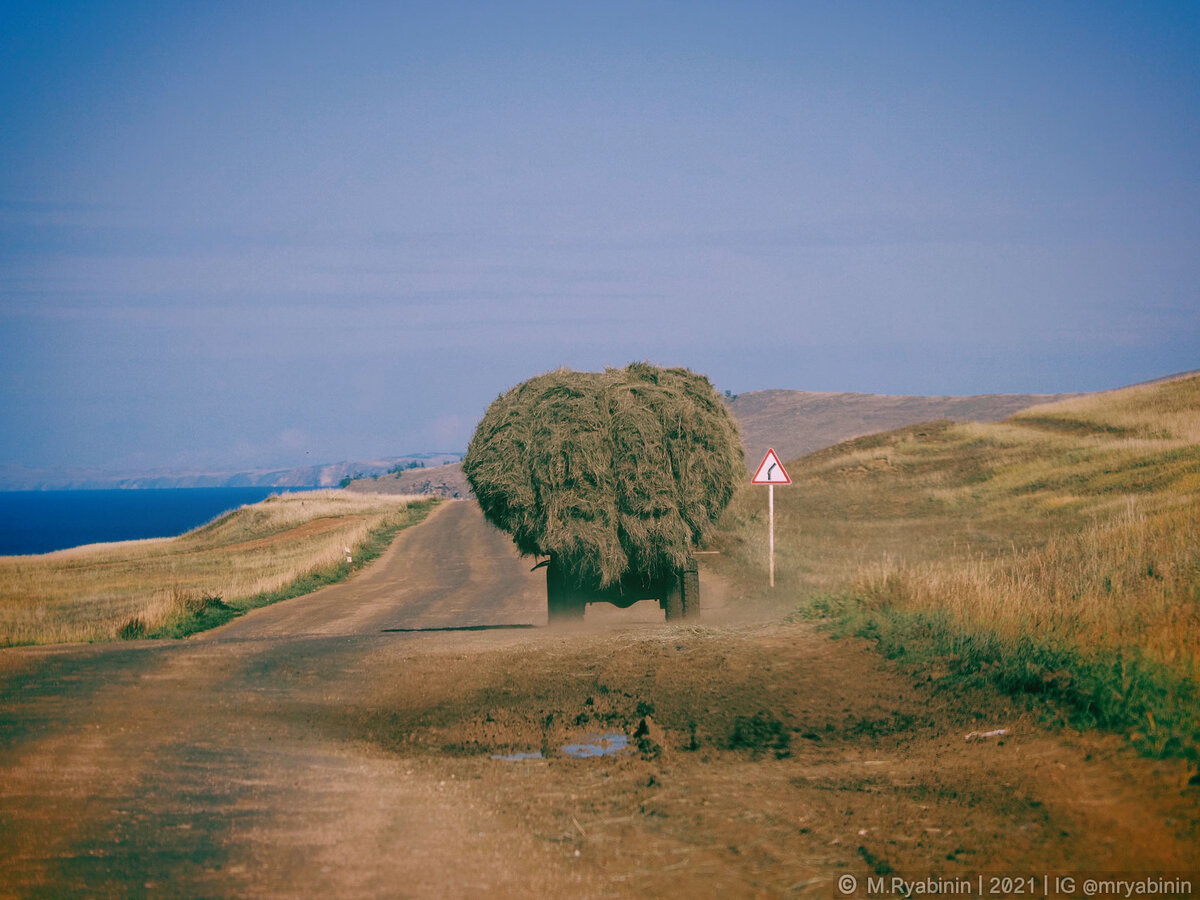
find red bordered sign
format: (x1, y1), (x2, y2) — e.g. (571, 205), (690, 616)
(751, 449), (791, 485)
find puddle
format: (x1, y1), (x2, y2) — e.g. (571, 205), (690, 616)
(560, 732), (630, 759)
(489, 731), (631, 762)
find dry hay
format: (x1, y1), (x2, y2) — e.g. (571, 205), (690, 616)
(463, 363), (743, 587)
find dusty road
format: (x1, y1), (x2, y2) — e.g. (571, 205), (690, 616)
(0, 502), (579, 897)
(1, 501), (1198, 898)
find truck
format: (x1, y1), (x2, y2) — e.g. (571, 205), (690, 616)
(462, 363), (742, 623)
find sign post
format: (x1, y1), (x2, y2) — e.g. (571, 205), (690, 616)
(751, 449), (791, 587)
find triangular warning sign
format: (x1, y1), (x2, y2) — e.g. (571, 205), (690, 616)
(751, 449), (791, 485)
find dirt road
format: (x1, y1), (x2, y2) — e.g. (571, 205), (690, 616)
(0, 502), (573, 897)
(1, 501), (1197, 898)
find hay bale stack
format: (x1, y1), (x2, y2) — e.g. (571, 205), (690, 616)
(464, 363), (743, 587)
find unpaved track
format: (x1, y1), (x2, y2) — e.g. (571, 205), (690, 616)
(0, 502), (591, 898)
(212, 500), (544, 637)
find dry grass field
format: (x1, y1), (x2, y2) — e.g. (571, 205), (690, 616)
(726, 385), (1080, 473)
(0, 491), (436, 646)
(712, 372), (1200, 761)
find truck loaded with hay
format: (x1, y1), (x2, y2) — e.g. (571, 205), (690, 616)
(463, 363), (743, 622)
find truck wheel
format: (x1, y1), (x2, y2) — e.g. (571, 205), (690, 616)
(680, 559), (700, 620)
(546, 557), (584, 625)
(664, 572), (684, 621)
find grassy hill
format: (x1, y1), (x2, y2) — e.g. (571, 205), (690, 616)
(712, 372), (1200, 762)
(0, 492), (436, 645)
(728, 388), (1079, 473)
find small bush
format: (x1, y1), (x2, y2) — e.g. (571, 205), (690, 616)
(117, 616), (147, 640)
(729, 711), (791, 758)
(173, 588), (224, 615)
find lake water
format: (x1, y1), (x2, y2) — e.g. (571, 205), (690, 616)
(0, 487), (320, 556)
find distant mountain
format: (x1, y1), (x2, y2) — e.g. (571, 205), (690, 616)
(0, 454), (463, 491)
(345, 462), (471, 498)
(727, 389), (1080, 471)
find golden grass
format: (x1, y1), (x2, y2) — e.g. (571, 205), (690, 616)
(0, 490), (428, 646)
(1012, 371), (1200, 443)
(712, 373), (1200, 675)
(854, 500), (1200, 667)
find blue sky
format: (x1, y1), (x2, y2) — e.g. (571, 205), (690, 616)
(2, 1), (1197, 473)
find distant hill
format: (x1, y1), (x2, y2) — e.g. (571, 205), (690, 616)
(345, 390), (1079, 497)
(727, 389), (1079, 471)
(0, 454), (462, 491)
(17, 375), (1188, 493)
(345, 462), (470, 498)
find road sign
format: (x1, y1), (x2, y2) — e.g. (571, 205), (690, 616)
(751, 449), (791, 485)
(751, 449), (791, 589)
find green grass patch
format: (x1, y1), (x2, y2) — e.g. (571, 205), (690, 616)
(729, 711), (792, 758)
(148, 498), (439, 639)
(1014, 415), (1143, 439)
(794, 594), (1200, 763)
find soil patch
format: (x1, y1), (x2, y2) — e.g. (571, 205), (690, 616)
(298, 622), (1199, 896)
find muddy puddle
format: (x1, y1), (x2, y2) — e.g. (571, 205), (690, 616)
(490, 731), (631, 761)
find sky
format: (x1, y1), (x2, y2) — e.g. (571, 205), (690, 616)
(2, 1), (1198, 475)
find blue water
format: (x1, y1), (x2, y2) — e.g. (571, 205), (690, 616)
(0, 487), (320, 556)
(560, 732), (631, 759)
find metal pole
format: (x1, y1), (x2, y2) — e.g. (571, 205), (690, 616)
(769, 483), (775, 588)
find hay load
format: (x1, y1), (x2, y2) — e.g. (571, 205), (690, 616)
(463, 363), (743, 621)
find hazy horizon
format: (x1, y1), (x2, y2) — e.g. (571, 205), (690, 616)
(3, 2), (1197, 475)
